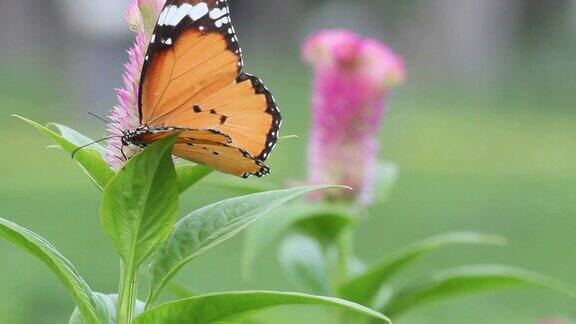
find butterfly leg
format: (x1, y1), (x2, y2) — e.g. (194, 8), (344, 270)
(121, 145), (128, 161)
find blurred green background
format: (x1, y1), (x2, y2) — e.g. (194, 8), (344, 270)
(1, 0), (575, 323)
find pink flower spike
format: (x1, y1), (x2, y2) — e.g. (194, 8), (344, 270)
(125, 0), (165, 35)
(303, 29), (405, 205)
(105, 0), (165, 170)
(125, 1), (144, 33)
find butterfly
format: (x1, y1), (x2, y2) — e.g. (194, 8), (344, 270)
(120, 0), (281, 178)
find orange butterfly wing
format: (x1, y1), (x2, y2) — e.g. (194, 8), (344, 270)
(137, 0), (280, 177)
(136, 128), (267, 177)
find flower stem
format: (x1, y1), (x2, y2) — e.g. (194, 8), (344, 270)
(335, 228), (353, 285)
(334, 228), (354, 324)
(117, 261), (139, 324)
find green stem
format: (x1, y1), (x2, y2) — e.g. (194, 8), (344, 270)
(335, 228), (353, 285)
(335, 229), (354, 324)
(117, 261), (139, 324)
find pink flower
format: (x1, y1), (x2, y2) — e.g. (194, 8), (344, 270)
(105, 0), (165, 170)
(538, 318), (573, 324)
(303, 29), (405, 205)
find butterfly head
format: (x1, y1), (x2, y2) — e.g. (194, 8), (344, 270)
(121, 128), (148, 148)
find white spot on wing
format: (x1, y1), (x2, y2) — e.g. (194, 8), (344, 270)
(163, 5), (178, 25)
(158, 6), (169, 25)
(167, 3), (192, 26)
(188, 3), (209, 21)
(214, 16), (230, 28)
(158, 3), (209, 26)
(209, 7), (228, 20)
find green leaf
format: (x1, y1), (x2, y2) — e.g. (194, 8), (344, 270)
(166, 282), (199, 299)
(295, 209), (355, 246)
(279, 233), (330, 295)
(15, 115), (114, 190)
(69, 294), (145, 324)
(243, 202), (355, 277)
(147, 185), (341, 306)
(101, 135), (179, 266)
(0, 217), (107, 324)
(338, 232), (505, 305)
(135, 291), (390, 323)
(176, 164), (213, 194)
(381, 265), (576, 318)
(49, 123), (106, 157)
(373, 161), (399, 205)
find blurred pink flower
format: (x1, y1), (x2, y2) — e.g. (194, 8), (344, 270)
(105, 0), (164, 170)
(538, 317), (573, 324)
(303, 29), (405, 205)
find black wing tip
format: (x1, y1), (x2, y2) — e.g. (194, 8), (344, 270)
(235, 146), (271, 179)
(242, 164), (271, 179)
(254, 161), (271, 177)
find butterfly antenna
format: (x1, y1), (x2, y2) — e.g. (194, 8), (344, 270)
(88, 112), (124, 133)
(88, 112), (110, 123)
(71, 136), (116, 159)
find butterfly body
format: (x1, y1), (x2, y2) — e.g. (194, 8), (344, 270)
(122, 0), (281, 178)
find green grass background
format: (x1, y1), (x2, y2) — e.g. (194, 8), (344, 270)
(0, 58), (575, 324)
